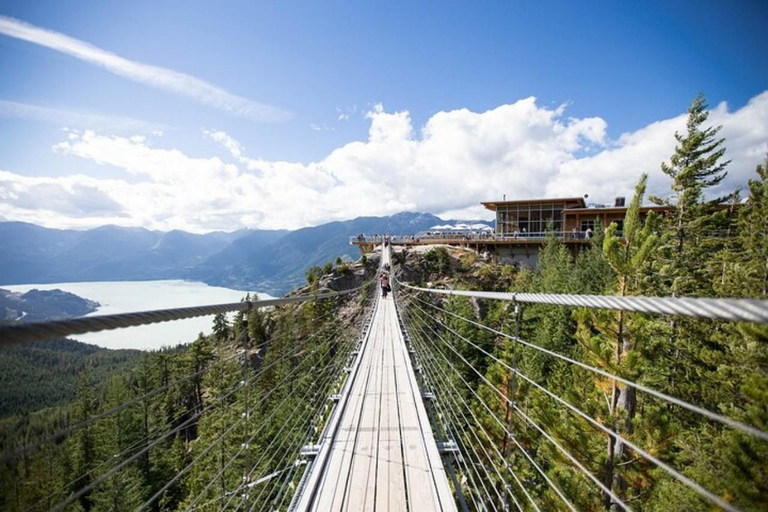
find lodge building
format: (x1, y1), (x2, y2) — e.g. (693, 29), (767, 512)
(351, 195), (673, 267)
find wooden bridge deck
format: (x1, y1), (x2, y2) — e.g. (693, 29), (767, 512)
(293, 252), (456, 511)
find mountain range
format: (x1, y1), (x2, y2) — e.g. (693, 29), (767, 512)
(0, 213), (491, 295)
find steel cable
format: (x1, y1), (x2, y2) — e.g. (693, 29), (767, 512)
(402, 304), (579, 512)
(402, 300), (539, 512)
(0, 282), (371, 346)
(50, 317), (347, 512)
(403, 297), (506, 511)
(9, 309), (346, 467)
(3, 348), (243, 465)
(405, 290), (743, 512)
(137, 318), (351, 511)
(408, 302), (634, 511)
(404, 314), (527, 512)
(404, 289), (768, 442)
(183, 369), (326, 512)
(397, 281), (768, 324)
(414, 328), (511, 511)
(22, 362), (246, 511)
(223, 335), (353, 512)
(245, 340), (352, 511)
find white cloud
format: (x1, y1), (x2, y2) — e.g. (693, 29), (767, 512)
(336, 105), (357, 121)
(546, 93), (768, 202)
(204, 130), (244, 158)
(1, 93), (766, 232)
(0, 15), (289, 122)
(0, 100), (165, 132)
(0, 171), (128, 227)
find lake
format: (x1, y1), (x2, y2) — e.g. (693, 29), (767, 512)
(2, 280), (273, 351)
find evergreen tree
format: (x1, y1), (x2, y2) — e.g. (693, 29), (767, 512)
(651, 92), (730, 296)
(577, 174), (658, 508)
(91, 376), (146, 510)
(73, 367), (99, 511)
(732, 156), (768, 297)
(573, 220), (615, 295)
(647, 93), (735, 422)
(212, 313), (230, 344)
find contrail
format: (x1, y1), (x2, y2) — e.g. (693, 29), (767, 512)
(0, 15), (290, 122)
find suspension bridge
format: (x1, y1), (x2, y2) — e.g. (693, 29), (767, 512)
(1, 245), (767, 512)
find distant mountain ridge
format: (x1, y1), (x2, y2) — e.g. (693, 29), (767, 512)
(0, 213), (492, 295)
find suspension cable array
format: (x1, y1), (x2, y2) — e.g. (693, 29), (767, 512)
(3, 258), (767, 512)
(394, 277), (768, 512)
(0, 279), (377, 512)
(0, 283), (370, 346)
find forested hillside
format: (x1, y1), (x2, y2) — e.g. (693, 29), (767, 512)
(1, 288), (100, 323)
(0, 339), (142, 417)
(0, 257), (377, 511)
(394, 100), (767, 511)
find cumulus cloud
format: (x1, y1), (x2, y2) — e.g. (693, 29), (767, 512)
(1, 93), (766, 232)
(0, 171), (127, 227)
(0, 15), (289, 122)
(546, 93), (768, 201)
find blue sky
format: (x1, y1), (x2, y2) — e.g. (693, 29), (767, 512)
(0, 1), (766, 231)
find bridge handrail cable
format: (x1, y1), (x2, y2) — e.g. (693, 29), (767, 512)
(4, 311), (345, 469)
(50, 315), (352, 512)
(403, 314), (535, 512)
(397, 282), (768, 323)
(398, 293), (578, 511)
(405, 292), (740, 512)
(0, 281), (373, 347)
(396, 279), (768, 512)
(397, 284), (768, 442)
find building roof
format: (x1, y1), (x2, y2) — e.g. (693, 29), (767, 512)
(481, 197), (586, 211)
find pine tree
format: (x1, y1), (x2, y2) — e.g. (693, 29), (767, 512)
(647, 93), (734, 417)
(736, 156), (768, 297)
(577, 174), (658, 508)
(72, 367), (99, 511)
(212, 313), (231, 344)
(651, 92), (731, 296)
(91, 376), (146, 510)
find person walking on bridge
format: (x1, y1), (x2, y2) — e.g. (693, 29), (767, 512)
(380, 271), (391, 298)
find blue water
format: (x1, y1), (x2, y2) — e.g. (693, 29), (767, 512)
(3, 280), (272, 350)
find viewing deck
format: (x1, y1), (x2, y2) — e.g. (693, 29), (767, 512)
(350, 231), (592, 253)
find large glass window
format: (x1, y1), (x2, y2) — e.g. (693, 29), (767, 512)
(529, 205), (541, 234)
(496, 202), (569, 236)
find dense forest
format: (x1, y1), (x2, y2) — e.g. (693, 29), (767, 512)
(0, 94), (766, 511)
(0, 261), (377, 511)
(0, 339), (142, 417)
(396, 96), (767, 510)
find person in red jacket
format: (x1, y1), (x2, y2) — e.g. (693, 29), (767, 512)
(380, 272), (391, 298)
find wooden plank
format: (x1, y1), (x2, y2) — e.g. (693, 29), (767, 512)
(389, 295), (444, 510)
(377, 307), (407, 512)
(297, 248), (456, 511)
(393, 298), (456, 511)
(309, 307), (380, 511)
(343, 306), (384, 511)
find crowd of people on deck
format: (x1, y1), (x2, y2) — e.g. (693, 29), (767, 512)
(355, 228), (596, 245)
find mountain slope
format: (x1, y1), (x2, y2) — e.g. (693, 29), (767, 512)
(0, 222), (258, 285)
(0, 213), (491, 295)
(199, 212), (454, 293)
